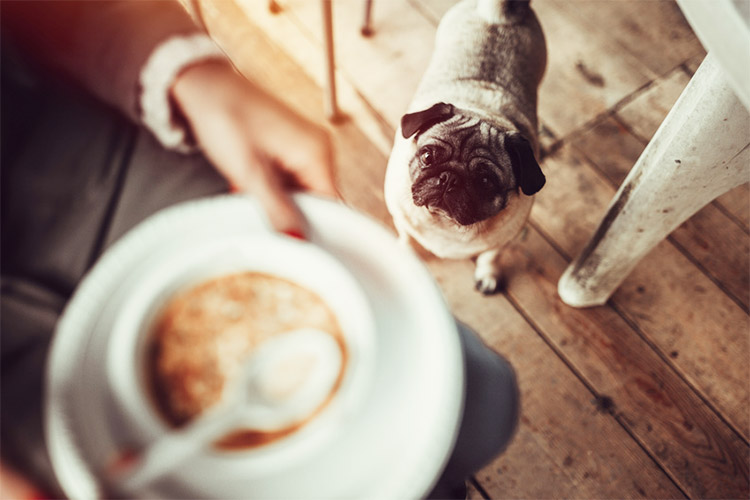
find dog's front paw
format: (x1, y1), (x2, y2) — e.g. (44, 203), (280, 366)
(397, 231), (411, 249)
(474, 270), (504, 295)
(474, 249), (504, 295)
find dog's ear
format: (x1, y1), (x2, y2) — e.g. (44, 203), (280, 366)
(401, 103), (455, 138)
(507, 133), (546, 195)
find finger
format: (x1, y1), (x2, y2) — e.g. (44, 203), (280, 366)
(292, 134), (340, 199)
(299, 167), (340, 199)
(237, 153), (308, 237)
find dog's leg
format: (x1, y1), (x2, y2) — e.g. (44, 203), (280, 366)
(397, 231), (412, 249)
(474, 248), (504, 295)
(477, 0), (530, 24)
(392, 218), (414, 250)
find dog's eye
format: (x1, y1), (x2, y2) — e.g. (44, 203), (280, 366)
(478, 174), (496, 191)
(419, 148), (435, 166)
(418, 146), (444, 166)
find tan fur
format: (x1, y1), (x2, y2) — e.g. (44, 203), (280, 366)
(384, 0), (546, 292)
(385, 136), (533, 260)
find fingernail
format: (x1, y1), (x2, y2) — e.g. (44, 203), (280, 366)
(107, 448), (139, 477)
(283, 229), (306, 241)
(229, 183), (240, 193)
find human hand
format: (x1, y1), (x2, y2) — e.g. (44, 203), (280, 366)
(171, 60), (338, 237)
(0, 460), (48, 500)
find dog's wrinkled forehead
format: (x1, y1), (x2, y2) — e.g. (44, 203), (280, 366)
(409, 114), (514, 176)
(418, 114), (506, 150)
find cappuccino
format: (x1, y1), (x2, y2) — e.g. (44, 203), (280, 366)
(146, 271), (347, 448)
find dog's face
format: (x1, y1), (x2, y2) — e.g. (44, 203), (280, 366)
(401, 102), (546, 226)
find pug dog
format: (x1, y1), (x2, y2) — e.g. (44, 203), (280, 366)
(384, 0), (547, 294)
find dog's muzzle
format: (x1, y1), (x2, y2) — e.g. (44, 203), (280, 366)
(412, 170), (459, 206)
(436, 171), (460, 192)
(411, 169), (482, 225)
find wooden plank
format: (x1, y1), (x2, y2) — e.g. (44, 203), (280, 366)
(274, 0), (656, 140)
(234, 0), (396, 157)
(195, 1), (324, 121)
(616, 67), (691, 142)
(551, 0), (705, 77)
(419, 0), (705, 84)
(573, 116), (750, 311)
(684, 52), (707, 75)
(717, 183), (750, 233)
(668, 206), (750, 310)
(572, 116), (646, 186)
(495, 225), (750, 498)
(408, 0), (455, 25)
(533, 145), (750, 441)
(426, 257), (684, 499)
(480, 427), (583, 499)
(276, 0), (436, 127)
(466, 479), (487, 499)
(528, 0), (654, 137)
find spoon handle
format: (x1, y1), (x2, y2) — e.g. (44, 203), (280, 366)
(109, 328), (342, 492)
(112, 403), (241, 492)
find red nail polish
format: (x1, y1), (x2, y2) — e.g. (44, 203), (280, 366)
(283, 230), (306, 241)
(107, 448), (140, 477)
(228, 183), (240, 193)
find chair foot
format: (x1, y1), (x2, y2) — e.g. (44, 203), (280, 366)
(326, 112), (348, 124)
(361, 0), (374, 37)
(268, 0), (282, 14)
(558, 267), (610, 308)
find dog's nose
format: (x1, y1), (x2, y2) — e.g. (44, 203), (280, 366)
(438, 171), (459, 192)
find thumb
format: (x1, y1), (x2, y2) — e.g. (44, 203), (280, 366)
(235, 154), (307, 238)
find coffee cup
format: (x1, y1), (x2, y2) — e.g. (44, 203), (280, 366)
(105, 232), (376, 495)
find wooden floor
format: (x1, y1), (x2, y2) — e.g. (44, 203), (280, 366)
(197, 0), (749, 498)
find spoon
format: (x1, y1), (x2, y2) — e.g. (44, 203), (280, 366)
(108, 328), (343, 492)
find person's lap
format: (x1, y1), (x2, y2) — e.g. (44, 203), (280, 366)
(1, 55), (226, 494)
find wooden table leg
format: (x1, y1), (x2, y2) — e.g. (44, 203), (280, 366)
(321, 0), (340, 121)
(361, 0), (374, 37)
(558, 53), (750, 307)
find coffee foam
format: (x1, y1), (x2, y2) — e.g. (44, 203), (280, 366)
(146, 271), (347, 449)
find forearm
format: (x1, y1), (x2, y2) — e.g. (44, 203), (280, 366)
(1, 0), (224, 140)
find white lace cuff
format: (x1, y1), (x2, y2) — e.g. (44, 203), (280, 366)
(139, 33), (226, 152)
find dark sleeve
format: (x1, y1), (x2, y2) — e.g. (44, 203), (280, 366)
(0, 0), (204, 123)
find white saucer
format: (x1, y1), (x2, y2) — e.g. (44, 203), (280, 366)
(45, 194), (464, 499)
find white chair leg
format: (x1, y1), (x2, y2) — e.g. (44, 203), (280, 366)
(558, 53), (750, 307)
